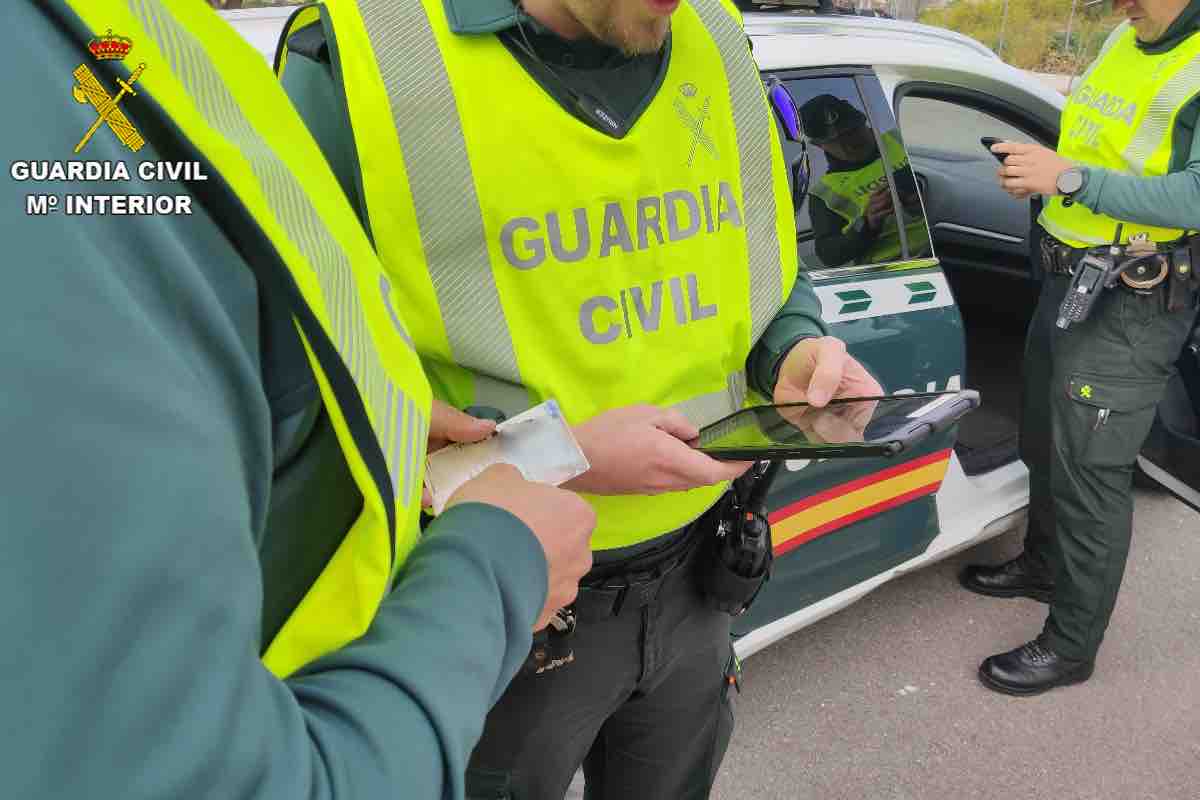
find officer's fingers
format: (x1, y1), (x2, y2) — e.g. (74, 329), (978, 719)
(652, 408), (701, 442)
(806, 337), (848, 408)
(429, 400), (496, 447)
(1001, 158), (1033, 177)
(1002, 173), (1029, 190)
(998, 176), (1025, 198)
(993, 141), (1031, 155)
(811, 411), (861, 444)
(776, 403), (813, 429)
(845, 400), (877, 437)
(664, 440), (752, 488)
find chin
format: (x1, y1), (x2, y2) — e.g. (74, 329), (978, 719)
(619, 27), (669, 56)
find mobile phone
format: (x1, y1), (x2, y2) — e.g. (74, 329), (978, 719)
(892, 165), (919, 198)
(980, 137), (1008, 164)
(694, 390), (980, 461)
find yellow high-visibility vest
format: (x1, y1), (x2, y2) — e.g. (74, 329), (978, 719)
(61, 0), (431, 678)
(294, 0), (797, 550)
(1042, 22), (1200, 247)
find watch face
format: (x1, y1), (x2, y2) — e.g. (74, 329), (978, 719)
(1058, 168), (1084, 195)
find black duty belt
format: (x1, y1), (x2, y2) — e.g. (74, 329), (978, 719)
(1039, 237), (1087, 276)
(573, 501), (722, 623)
(1041, 235), (1190, 288)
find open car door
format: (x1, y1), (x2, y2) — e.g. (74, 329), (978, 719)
(1138, 328), (1200, 512)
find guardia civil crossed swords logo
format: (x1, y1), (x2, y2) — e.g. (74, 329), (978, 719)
(72, 29), (146, 154)
(674, 83), (718, 166)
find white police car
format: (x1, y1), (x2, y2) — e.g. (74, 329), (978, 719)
(225, 3), (1200, 659)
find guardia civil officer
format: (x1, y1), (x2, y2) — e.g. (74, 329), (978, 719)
(800, 93), (928, 267)
(4, 2), (596, 798)
(278, 0), (882, 796)
(962, 0), (1200, 695)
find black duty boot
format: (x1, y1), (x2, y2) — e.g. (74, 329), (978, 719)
(978, 636), (1094, 696)
(959, 553), (1054, 603)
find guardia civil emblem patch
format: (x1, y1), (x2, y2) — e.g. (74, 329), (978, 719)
(72, 29), (146, 154)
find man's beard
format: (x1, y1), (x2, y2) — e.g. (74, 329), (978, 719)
(570, 0), (671, 56)
(601, 15), (670, 56)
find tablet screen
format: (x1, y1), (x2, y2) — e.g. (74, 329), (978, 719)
(695, 391), (976, 460)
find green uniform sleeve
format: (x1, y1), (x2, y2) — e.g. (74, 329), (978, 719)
(281, 45), (368, 222)
(3, 10), (545, 799)
(1075, 98), (1200, 232)
(746, 270), (830, 397)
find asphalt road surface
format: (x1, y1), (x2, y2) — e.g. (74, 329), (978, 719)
(712, 489), (1200, 800)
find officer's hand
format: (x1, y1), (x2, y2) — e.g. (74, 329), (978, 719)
(775, 336), (883, 409)
(865, 188), (894, 230)
(447, 463), (595, 631)
(566, 405), (752, 495)
(426, 399), (496, 453)
(421, 399), (497, 506)
(992, 141), (1073, 198)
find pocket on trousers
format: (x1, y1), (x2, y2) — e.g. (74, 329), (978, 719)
(465, 768), (514, 800)
(1065, 372), (1161, 467)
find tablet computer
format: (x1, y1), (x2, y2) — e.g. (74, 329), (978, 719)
(694, 390), (980, 461)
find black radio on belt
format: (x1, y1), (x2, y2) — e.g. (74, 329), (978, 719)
(1055, 225), (1200, 330)
(1054, 225), (1198, 329)
(701, 462), (779, 616)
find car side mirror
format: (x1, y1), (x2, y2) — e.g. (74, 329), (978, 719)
(766, 77), (812, 211)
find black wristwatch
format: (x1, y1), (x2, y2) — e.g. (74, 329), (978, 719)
(1056, 166), (1086, 206)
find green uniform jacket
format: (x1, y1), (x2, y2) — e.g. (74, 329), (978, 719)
(1, 7), (545, 799)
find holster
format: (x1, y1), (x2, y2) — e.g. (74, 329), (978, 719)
(699, 487), (774, 616)
(1171, 238), (1200, 313)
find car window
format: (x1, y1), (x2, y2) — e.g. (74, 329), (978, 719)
(896, 93), (1044, 278)
(858, 75), (932, 263)
(775, 74), (929, 271)
(898, 96), (1037, 158)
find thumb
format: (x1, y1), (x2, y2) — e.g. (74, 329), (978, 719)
(652, 408), (701, 442)
(430, 399), (496, 445)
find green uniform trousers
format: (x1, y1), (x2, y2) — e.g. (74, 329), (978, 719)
(1020, 270), (1198, 663)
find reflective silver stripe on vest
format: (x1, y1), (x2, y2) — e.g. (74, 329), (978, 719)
(1123, 53), (1200, 174)
(356, 0), (522, 386)
(673, 371), (747, 427)
(130, 0), (423, 506)
(1073, 22), (1128, 92)
(689, 0), (783, 345)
